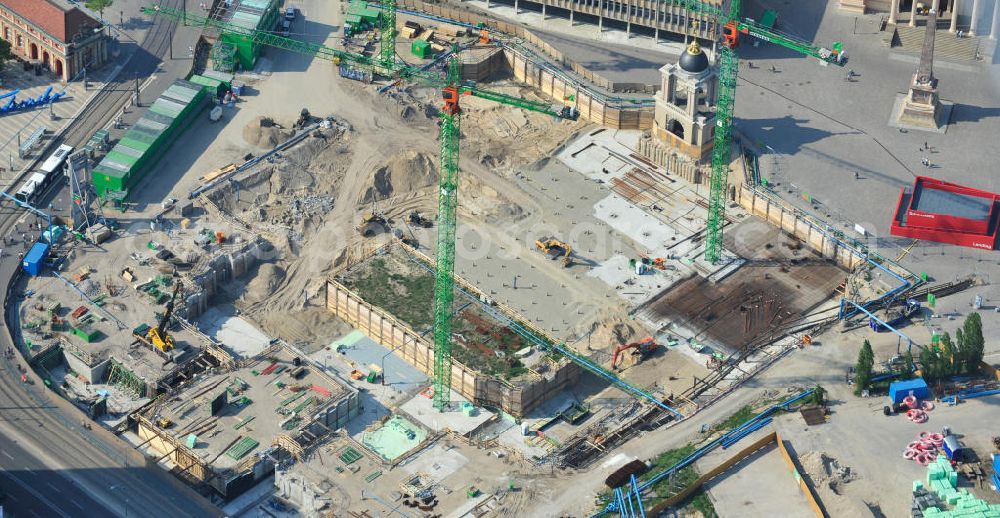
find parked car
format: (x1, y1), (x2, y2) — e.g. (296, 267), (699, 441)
(280, 19), (291, 37)
(284, 7), (296, 20)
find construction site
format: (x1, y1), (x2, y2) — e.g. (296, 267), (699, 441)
(5, 0), (1000, 516)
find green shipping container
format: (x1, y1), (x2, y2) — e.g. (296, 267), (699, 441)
(188, 75), (225, 97)
(411, 40), (431, 59)
(92, 79), (208, 198)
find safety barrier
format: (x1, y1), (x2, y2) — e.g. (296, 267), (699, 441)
(775, 432), (827, 518)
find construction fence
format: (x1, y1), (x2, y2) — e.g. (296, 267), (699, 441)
(645, 431), (826, 517)
(397, 0), (657, 129)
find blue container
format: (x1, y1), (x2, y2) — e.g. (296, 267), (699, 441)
(232, 83), (244, 96)
(23, 242), (49, 276)
(888, 378), (930, 405)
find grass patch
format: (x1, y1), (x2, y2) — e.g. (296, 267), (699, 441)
(689, 489), (717, 517)
(342, 258), (436, 329)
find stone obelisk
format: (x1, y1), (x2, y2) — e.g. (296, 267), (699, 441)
(896, 9), (943, 129)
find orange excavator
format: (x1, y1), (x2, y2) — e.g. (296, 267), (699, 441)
(610, 337), (658, 370)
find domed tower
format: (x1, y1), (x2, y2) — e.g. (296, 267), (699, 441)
(651, 40), (719, 163)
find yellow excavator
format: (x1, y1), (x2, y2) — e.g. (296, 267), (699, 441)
(357, 211), (388, 237)
(535, 237), (573, 267)
(148, 282), (182, 352)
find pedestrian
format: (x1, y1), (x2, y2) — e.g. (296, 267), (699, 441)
(747, 61), (754, 68)
(923, 141), (928, 150)
(770, 65), (777, 73)
(854, 172), (859, 180)
(921, 157), (930, 167)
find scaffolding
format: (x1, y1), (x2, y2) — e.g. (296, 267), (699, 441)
(108, 359), (146, 398)
(210, 42), (238, 73)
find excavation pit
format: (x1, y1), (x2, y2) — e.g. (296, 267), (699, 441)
(327, 241), (581, 417)
(362, 414), (428, 462)
(638, 218), (847, 354)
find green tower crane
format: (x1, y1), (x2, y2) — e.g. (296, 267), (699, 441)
(429, 53), (577, 410)
(432, 57), (462, 410)
(663, 0), (845, 264)
(378, 0), (397, 69)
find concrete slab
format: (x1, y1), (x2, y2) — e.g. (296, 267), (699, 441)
(400, 389), (494, 435)
(594, 194), (678, 253)
(399, 443), (469, 481)
(198, 304), (271, 359)
(700, 441), (815, 518)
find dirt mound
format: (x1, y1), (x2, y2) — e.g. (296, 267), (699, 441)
(587, 316), (650, 350)
(243, 116), (295, 148)
(244, 263), (286, 302)
(359, 151), (436, 203)
(799, 451), (857, 495)
(457, 175), (525, 222)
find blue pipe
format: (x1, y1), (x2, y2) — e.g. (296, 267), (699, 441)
(940, 388), (1000, 403)
(631, 474), (646, 518)
(722, 417), (772, 448)
(637, 389), (813, 492)
(839, 298), (912, 352)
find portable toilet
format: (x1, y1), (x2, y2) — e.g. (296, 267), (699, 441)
(22, 242), (49, 276)
(942, 435), (967, 461)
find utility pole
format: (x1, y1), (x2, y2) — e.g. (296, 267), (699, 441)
(134, 74), (140, 107)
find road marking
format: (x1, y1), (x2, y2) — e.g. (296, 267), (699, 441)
(29, 510), (41, 518)
(1, 449), (12, 459)
(0, 470), (73, 518)
(71, 500), (84, 510)
(23, 467), (35, 475)
(45, 482), (60, 493)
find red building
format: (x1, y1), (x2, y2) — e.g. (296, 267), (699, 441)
(890, 176), (999, 251)
(0, 0), (108, 82)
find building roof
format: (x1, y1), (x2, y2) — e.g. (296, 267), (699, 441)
(2, 0), (100, 43)
(678, 41), (710, 74)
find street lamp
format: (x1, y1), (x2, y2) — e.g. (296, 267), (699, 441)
(380, 349), (393, 386)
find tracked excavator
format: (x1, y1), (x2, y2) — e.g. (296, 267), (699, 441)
(610, 337), (658, 370)
(535, 237), (572, 267)
(134, 282), (182, 354)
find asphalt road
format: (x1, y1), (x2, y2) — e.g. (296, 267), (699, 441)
(0, 1), (223, 516)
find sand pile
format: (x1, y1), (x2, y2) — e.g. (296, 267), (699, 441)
(244, 263), (286, 303)
(243, 116), (295, 148)
(359, 151), (437, 203)
(458, 175), (524, 222)
(587, 316), (650, 350)
(460, 87), (587, 172)
(799, 451), (857, 495)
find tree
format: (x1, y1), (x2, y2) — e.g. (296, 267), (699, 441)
(960, 312), (985, 374)
(0, 39), (12, 70)
(86, 0), (113, 18)
(919, 346), (941, 382)
(939, 332), (957, 376)
(854, 340), (875, 396)
(955, 328), (968, 374)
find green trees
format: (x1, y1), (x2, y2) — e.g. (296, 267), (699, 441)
(0, 40), (12, 70)
(958, 312), (985, 374)
(854, 340), (874, 396)
(86, 0), (113, 18)
(919, 313), (986, 381)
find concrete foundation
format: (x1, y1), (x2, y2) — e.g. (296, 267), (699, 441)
(325, 241), (581, 417)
